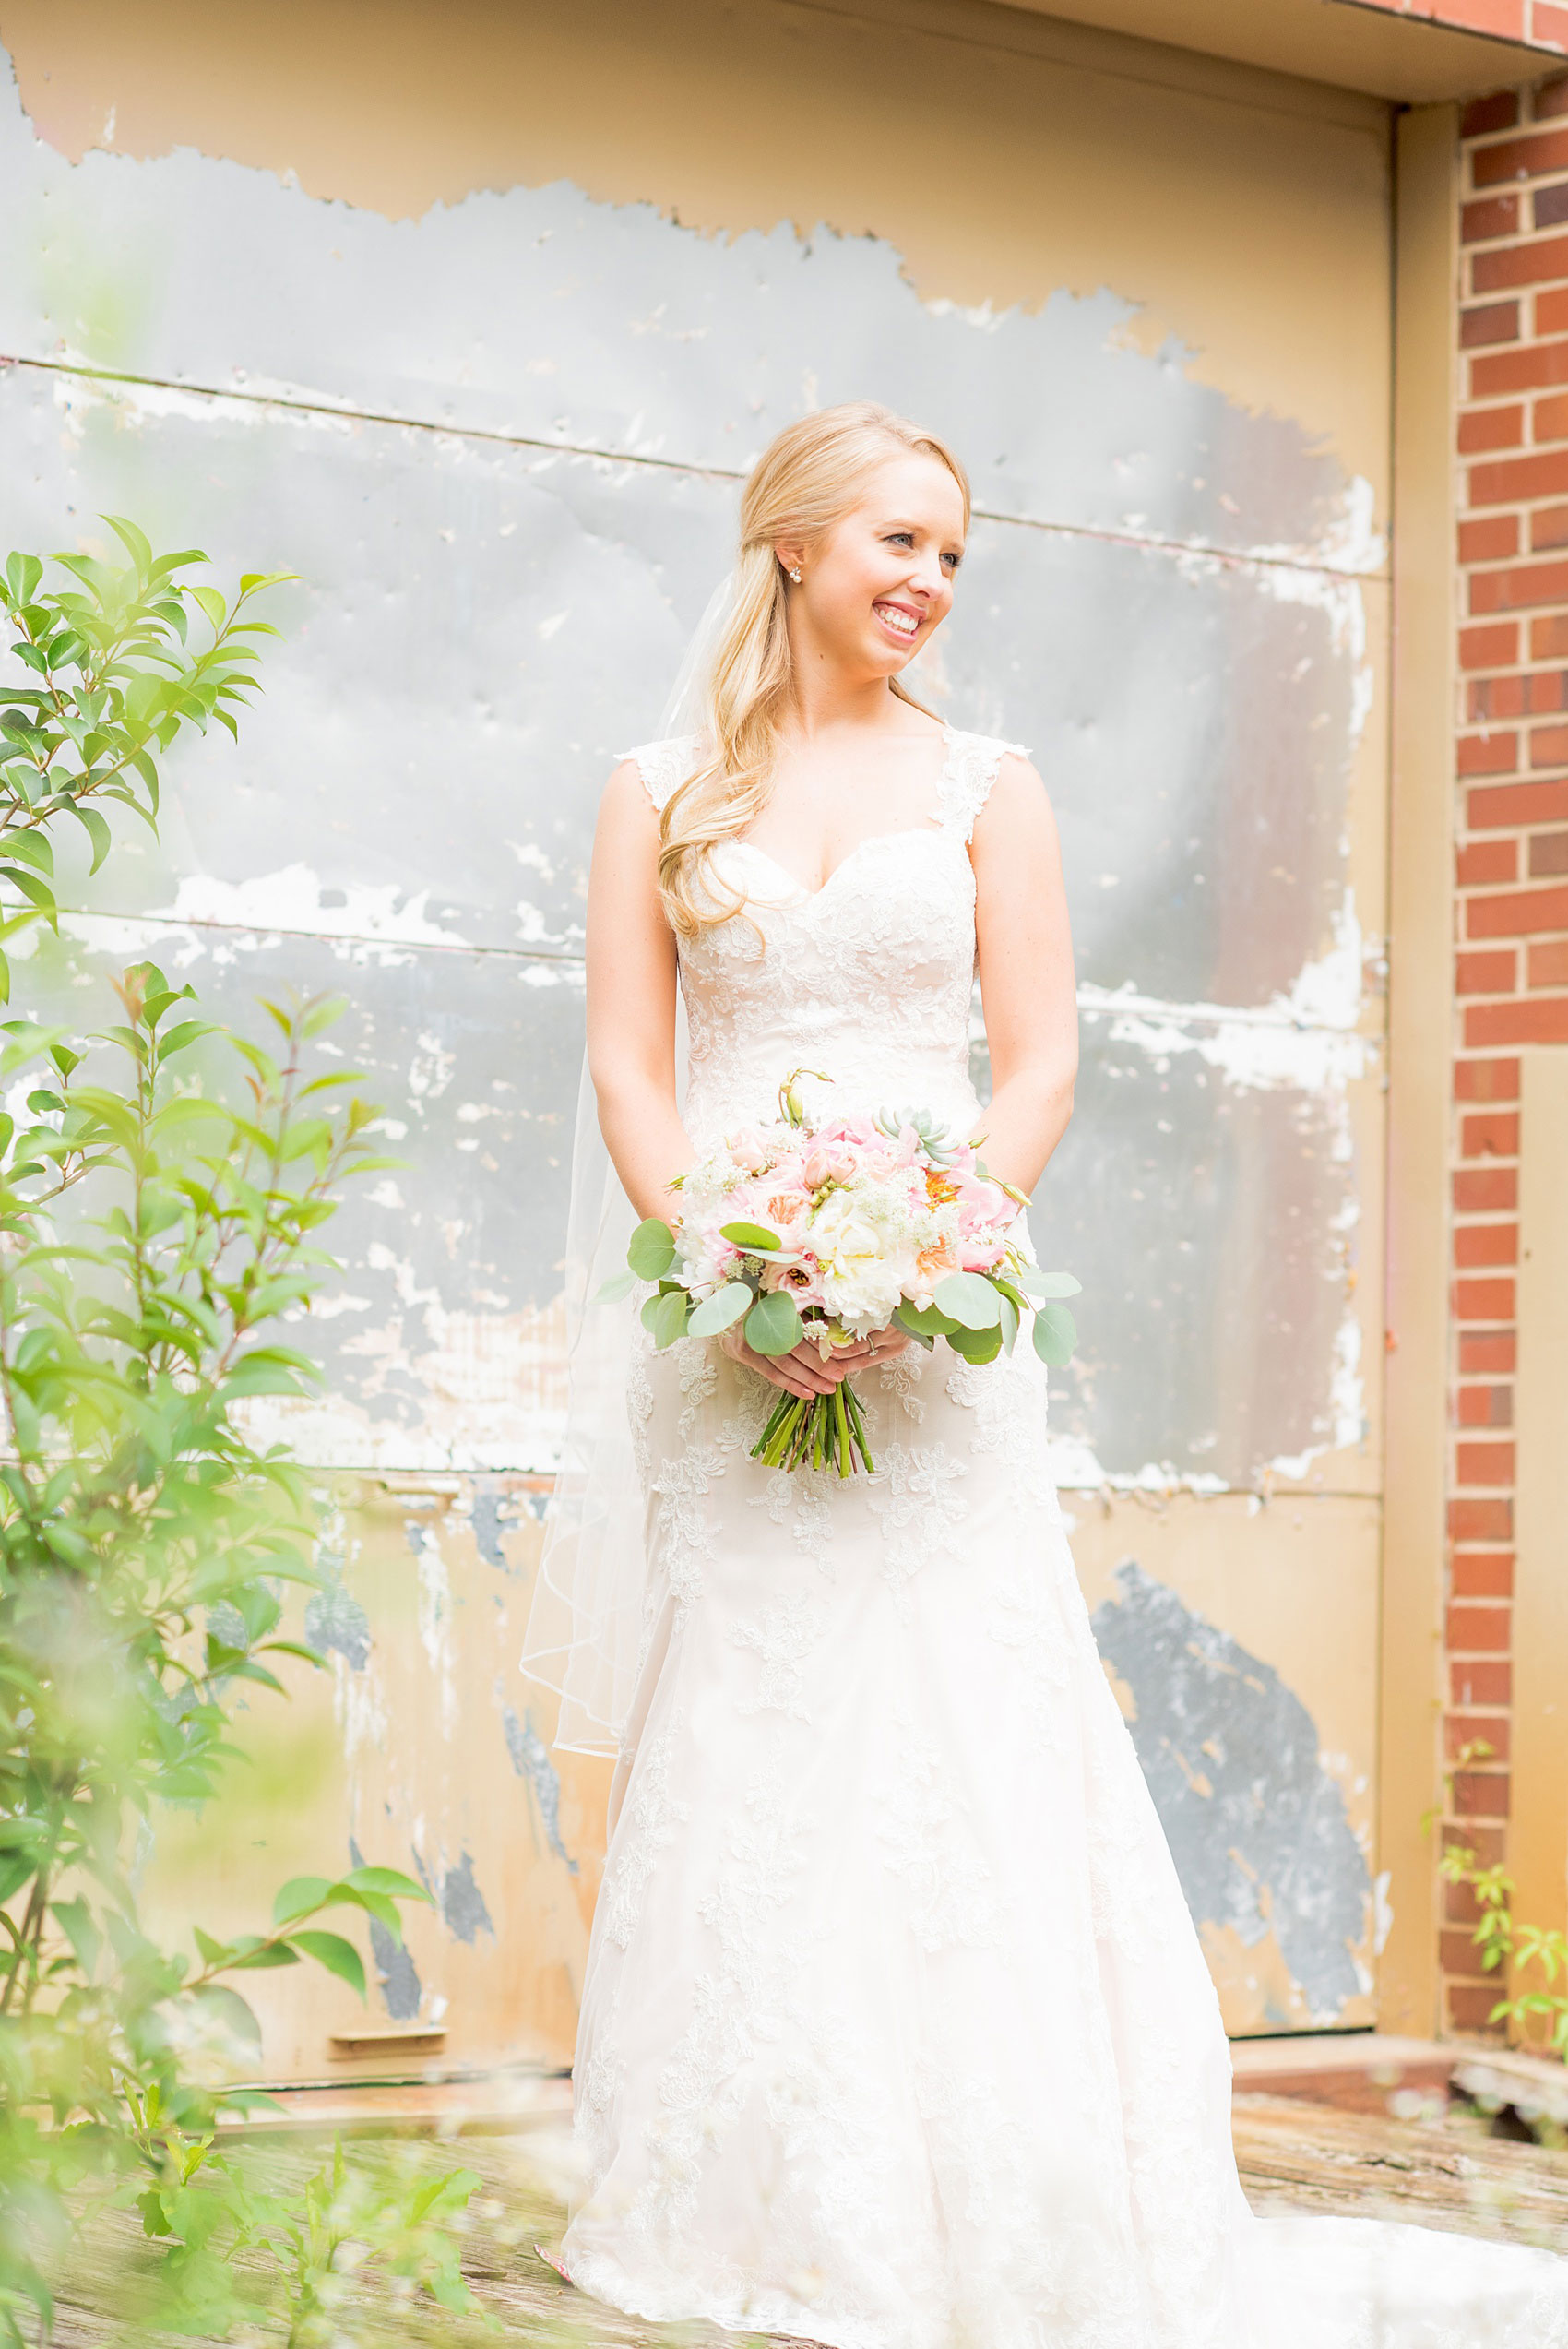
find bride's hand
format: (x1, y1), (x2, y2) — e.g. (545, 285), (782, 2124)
(718, 1318), (909, 1400)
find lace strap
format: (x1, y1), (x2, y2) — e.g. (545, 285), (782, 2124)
(619, 734), (701, 814)
(936, 729), (1030, 843)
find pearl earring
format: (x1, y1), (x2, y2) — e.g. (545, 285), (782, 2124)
(789, 566), (802, 583)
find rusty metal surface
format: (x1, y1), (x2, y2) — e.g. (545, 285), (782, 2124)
(0, 43), (1388, 2042)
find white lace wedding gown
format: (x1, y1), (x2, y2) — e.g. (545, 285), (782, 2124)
(555, 728), (1568, 2349)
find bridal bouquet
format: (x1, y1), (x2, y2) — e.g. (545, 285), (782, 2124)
(601, 1070), (1079, 1477)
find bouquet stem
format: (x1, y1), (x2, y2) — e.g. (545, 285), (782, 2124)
(750, 1375), (877, 1476)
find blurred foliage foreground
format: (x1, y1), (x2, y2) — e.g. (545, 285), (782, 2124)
(0, 523), (488, 2342)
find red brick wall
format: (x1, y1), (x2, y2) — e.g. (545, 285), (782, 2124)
(1446, 75), (1568, 2033)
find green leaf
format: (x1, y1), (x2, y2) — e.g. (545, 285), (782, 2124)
(341, 1865), (433, 1903)
(687, 1281), (754, 1338)
(189, 1983), (263, 2047)
(52, 1895), (102, 1980)
(647, 1286), (690, 1350)
(719, 1221), (783, 1253)
(1031, 1302), (1078, 1366)
(149, 546), (209, 579)
(229, 1938), (302, 1971)
(744, 1289), (804, 1357)
(946, 1320), (1003, 1365)
(189, 583), (228, 635)
(594, 1268), (637, 1303)
(300, 993), (348, 1040)
(290, 1929), (367, 2000)
(5, 553), (42, 604)
(0, 866), (56, 922)
(0, 1850), (34, 1904)
(328, 1885), (404, 1938)
(65, 803), (113, 874)
(273, 1875), (334, 1926)
(932, 1271), (1003, 1330)
(1016, 1267), (1082, 1301)
(137, 2189), (172, 2238)
(626, 1216), (676, 1279)
(896, 1301), (958, 1340)
(0, 829), (52, 876)
(104, 514), (155, 576)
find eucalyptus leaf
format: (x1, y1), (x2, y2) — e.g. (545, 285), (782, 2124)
(1016, 1268), (1082, 1300)
(896, 1300), (957, 1339)
(932, 1270), (1004, 1330)
(946, 1320), (1004, 1366)
(627, 1216), (676, 1278)
(1031, 1302), (1079, 1365)
(650, 1287), (692, 1350)
(744, 1289), (804, 1357)
(687, 1282), (754, 1337)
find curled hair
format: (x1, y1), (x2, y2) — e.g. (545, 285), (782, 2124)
(657, 401), (970, 937)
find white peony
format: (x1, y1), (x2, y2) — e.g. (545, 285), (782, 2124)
(809, 1189), (907, 1334)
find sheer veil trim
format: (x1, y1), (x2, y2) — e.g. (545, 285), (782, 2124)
(517, 585), (734, 1754)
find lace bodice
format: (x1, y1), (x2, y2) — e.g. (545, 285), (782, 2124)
(624, 726), (1027, 1148)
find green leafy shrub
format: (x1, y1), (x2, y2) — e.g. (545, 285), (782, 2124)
(1441, 1843), (1568, 2061)
(0, 526), (481, 2342)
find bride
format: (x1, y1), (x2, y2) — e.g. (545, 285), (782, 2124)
(522, 402), (1568, 2348)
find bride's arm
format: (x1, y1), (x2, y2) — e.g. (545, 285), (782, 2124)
(586, 758), (694, 1221)
(588, 758), (851, 1403)
(970, 753), (1078, 1195)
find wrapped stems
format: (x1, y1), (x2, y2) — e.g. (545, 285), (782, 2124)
(750, 1373), (877, 1476)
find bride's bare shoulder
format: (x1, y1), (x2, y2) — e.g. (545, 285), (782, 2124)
(973, 747), (1060, 855)
(594, 754), (666, 863)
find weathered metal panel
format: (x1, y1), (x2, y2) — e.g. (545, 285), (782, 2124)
(0, 73), (1378, 567)
(0, 31), (1389, 2044)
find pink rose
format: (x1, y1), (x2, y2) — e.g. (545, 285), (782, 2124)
(728, 1125), (773, 1174)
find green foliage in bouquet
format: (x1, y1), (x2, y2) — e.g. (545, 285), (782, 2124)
(0, 526), (482, 2343)
(605, 1067), (1082, 1480)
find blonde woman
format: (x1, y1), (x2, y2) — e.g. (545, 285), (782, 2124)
(525, 405), (1568, 2346)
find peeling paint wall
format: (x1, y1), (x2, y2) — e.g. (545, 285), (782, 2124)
(0, 0), (1394, 2054)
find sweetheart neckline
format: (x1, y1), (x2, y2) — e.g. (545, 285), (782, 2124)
(722, 822), (964, 907)
(722, 723), (967, 905)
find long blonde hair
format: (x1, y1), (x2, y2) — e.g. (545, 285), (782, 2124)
(657, 401), (971, 937)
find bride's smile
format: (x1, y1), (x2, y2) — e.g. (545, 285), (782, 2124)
(776, 448), (966, 693)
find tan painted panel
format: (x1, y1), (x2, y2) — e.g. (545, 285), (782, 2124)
(2, 0), (1392, 486)
(1379, 103), (1459, 2040)
(1512, 1050), (1568, 1960)
(143, 1477), (605, 2080)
